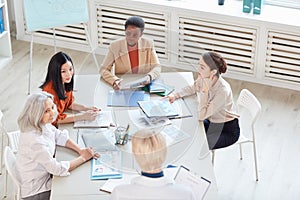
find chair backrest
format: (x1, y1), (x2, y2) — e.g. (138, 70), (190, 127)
(0, 110), (3, 122)
(0, 110), (4, 133)
(0, 110), (20, 153)
(4, 146), (21, 193)
(7, 130), (20, 153)
(236, 89), (261, 137)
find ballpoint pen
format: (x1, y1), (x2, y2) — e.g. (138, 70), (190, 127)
(125, 124), (130, 133)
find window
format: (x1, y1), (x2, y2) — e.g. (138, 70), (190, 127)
(264, 0), (300, 9)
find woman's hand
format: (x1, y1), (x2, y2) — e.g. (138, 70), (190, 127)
(87, 106), (101, 112)
(80, 110), (98, 121)
(80, 147), (100, 161)
(113, 79), (122, 90)
(164, 93), (179, 103)
(200, 71), (216, 93)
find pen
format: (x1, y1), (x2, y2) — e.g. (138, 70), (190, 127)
(125, 124), (130, 133)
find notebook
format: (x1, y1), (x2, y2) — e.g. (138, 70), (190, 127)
(107, 90), (150, 107)
(137, 99), (179, 118)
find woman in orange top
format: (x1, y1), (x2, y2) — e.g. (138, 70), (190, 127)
(40, 52), (99, 127)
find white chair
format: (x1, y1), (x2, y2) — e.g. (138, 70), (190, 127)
(0, 110), (4, 175)
(0, 110), (20, 198)
(211, 89), (261, 181)
(6, 130), (20, 153)
(4, 146), (21, 200)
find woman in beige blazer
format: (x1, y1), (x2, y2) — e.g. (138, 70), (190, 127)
(100, 16), (161, 90)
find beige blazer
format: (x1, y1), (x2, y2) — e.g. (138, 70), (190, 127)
(100, 37), (161, 85)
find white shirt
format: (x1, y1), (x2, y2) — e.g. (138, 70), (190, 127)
(16, 124), (70, 198)
(110, 175), (196, 200)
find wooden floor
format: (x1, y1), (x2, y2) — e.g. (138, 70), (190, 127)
(1, 37), (300, 200)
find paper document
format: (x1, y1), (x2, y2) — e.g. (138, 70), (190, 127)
(91, 151), (122, 180)
(161, 125), (191, 146)
(74, 110), (113, 128)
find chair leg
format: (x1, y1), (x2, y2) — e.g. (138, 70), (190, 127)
(0, 131), (3, 175)
(239, 143), (243, 160)
(211, 150), (215, 166)
(3, 169), (8, 198)
(252, 142), (259, 181)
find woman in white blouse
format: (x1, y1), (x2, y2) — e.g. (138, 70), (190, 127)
(167, 51), (240, 150)
(15, 92), (100, 200)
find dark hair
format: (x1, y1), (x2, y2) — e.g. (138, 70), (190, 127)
(202, 51), (227, 77)
(125, 16), (145, 32)
(40, 52), (74, 100)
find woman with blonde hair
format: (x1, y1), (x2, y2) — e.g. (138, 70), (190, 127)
(16, 92), (99, 200)
(110, 129), (196, 200)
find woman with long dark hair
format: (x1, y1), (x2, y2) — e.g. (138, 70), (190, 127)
(40, 51), (99, 127)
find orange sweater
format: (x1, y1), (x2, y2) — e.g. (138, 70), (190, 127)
(42, 81), (74, 126)
(129, 48), (139, 74)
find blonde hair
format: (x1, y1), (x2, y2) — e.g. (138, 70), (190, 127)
(132, 129), (167, 172)
(18, 92), (56, 133)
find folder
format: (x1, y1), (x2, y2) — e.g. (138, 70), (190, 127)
(243, 0), (252, 13)
(142, 80), (175, 97)
(81, 131), (117, 152)
(90, 151), (122, 180)
(0, 8), (4, 33)
(107, 90), (150, 107)
(253, 0), (262, 14)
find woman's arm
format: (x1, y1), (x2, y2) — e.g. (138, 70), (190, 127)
(57, 112), (97, 124)
(56, 101), (100, 124)
(69, 102), (100, 112)
(100, 44), (119, 85)
(65, 139), (100, 172)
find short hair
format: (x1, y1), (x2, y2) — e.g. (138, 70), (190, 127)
(125, 16), (145, 32)
(132, 129), (167, 172)
(18, 92), (57, 133)
(40, 51), (74, 100)
(202, 51), (227, 77)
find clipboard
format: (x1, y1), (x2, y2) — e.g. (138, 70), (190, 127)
(174, 165), (211, 200)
